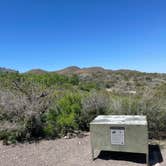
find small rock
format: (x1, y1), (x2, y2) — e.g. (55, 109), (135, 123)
(154, 163), (160, 166)
(77, 133), (85, 138)
(64, 133), (73, 139)
(64, 136), (68, 139)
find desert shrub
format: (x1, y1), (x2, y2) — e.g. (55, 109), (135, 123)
(0, 81), (53, 144)
(24, 73), (70, 87)
(42, 108), (59, 138)
(56, 93), (82, 135)
(80, 91), (110, 130)
(0, 122), (24, 144)
(0, 130), (17, 144)
(78, 82), (99, 91)
(140, 86), (166, 138)
(109, 86), (166, 139)
(43, 93), (82, 137)
(109, 95), (141, 115)
(0, 71), (166, 143)
(27, 73), (79, 87)
(69, 74), (79, 85)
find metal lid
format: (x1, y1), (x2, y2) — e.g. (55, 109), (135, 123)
(90, 115), (147, 125)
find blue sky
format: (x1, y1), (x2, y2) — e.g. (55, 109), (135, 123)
(0, 0), (166, 73)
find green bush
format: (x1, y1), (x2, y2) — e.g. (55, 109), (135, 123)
(0, 123), (26, 144)
(43, 93), (82, 137)
(42, 108), (59, 138)
(0, 130), (17, 144)
(78, 82), (99, 91)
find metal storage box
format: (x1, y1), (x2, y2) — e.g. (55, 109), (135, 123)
(90, 115), (148, 165)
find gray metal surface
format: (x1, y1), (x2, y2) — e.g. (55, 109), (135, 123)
(90, 115), (149, 165)
(90, 115), (147, 125)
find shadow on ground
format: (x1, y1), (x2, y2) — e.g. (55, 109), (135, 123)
(149, 145), (163, 165)
(97, 145), (163, 166)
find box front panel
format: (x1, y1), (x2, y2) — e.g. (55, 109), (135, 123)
(90, 124), (108, 149)
(90, 124), (148, 154)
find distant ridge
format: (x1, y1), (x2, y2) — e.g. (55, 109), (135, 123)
(24, 66), (165, 75)
(55, 66), (81, 75)
(26, 69), (48, 74)
(2, 66), (166, 93)
(55, 66), (107, 75)
(1, 66), (164, 75)
(25, 66), (111, 76)
(0, 67), (17, 73)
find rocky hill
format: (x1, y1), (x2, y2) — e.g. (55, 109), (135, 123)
(0, 67), (17, 73)
(26, 66), (166, 94)
(26, 69), (48, 75)
(56, 66), (108, 75)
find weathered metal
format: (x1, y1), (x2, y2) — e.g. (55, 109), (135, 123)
(90, 115), (148, 165)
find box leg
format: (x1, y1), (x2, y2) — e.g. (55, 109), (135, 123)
(91, 147), (94, 160)
(146, 153), (149, 166)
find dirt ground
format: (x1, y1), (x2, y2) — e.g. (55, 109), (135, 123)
(0, 133), (165, 166)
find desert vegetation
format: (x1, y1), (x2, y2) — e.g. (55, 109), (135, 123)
(0, 68), (166, 144)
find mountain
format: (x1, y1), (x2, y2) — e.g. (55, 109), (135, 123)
(55, 66), (81, 75)
(24, 66), (166, 94)
(55, 66), (108, 75)
(54, 66), (166, 94)
(26, 69), (48, 74)
(0, 67), (17, 73)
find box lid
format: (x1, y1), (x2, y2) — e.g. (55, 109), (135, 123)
(90, 115), (147, 125)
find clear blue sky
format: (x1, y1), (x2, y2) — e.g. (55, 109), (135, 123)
(0, 0), (166, 73)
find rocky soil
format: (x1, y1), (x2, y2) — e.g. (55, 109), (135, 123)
(0, 133), (165, 166)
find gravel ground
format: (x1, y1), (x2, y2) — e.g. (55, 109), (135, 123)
(0, 133), (165, 166)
